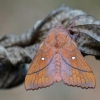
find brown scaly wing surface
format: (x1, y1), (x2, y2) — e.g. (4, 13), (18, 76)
(60, 36), (96, 89)
(24, 41), (56, 90)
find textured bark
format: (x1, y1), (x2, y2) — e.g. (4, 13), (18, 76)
(0, 5), (100, 88)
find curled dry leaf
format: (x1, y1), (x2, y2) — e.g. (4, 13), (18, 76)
(0, 30), (33, 48)
(0, 5), (100, 88)
(68, 15), (100, 58)
(0, 46), (27, 88)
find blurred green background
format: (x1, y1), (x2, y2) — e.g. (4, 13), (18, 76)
(0, 0), (100, 100)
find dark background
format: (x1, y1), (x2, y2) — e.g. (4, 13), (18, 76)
(0, 0), (100, 100)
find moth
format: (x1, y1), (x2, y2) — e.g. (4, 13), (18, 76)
(24, 23), (96, 90)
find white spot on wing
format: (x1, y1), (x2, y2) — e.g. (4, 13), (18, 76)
(72, 56), (75, 60)
(41, 57), (45, 60)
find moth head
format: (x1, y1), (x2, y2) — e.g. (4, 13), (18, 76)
(45, 33), (56, 47)
(45, 26), (71, 48)
(55, 32), (70, 48)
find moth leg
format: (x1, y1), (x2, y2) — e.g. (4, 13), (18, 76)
(68, 21), (76, 29)
(67, 22), (80, 41)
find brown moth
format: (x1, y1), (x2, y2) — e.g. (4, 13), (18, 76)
(24, 23), (96, 90)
